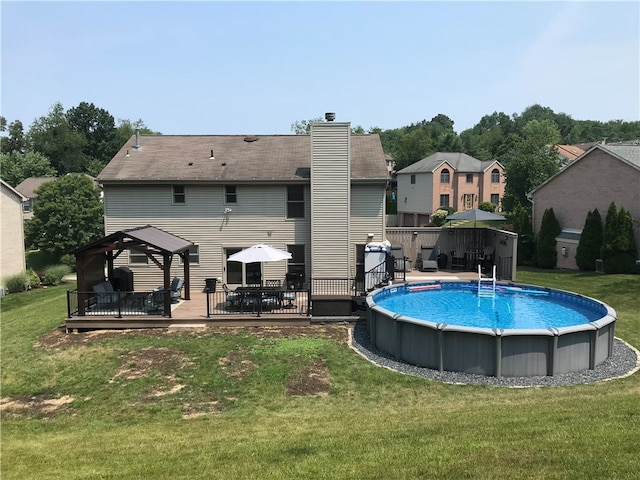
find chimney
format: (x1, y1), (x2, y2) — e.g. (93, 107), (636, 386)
(325, 112), (335, 122)
(134, 129), (140, 149)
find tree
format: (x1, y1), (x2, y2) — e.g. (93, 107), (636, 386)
(27, 103), (87, 174)
(66, 102), (120, 163)
(290, 117), (325, 134)
(500, 120), (561, 212)
(24, 174), (104, 261)
(1, 119), (26, 153)
(0, 151), (56, 187)
(511, 204), (535, 266)
(601, 202), (638, 273)
(575, 209), (603, 271)
(536, 207), (561, 268)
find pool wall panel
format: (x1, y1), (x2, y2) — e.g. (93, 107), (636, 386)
(398, 320), (439, 369)
(442, 331), (496, 376)
(501, 335), (551, 377)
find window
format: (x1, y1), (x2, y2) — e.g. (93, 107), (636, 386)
(179, 245), (199, 265)
(491, 169), (500, 183)
(287, 185), (305, 218)
(173, 185), (185, 204)
(439, 194), (450, 207)
(225, 185), (237, 204)
(466, 173), (473, 183)
(410, 174), (416, 185)
(130, 251), (149, 264)
(22, 200), (31, 212)
(287, 244), (305, 275)
(440, 169), (450, 184)
(491, 194), (500, 206)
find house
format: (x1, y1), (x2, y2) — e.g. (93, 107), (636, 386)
(1, 179), (27, 285)
(555, 144), (585, 166)
(395, 152), (505, 227)
(529, 143), (640, 270)
(96, 116), (389, 291)
(14, 176), (56, 219)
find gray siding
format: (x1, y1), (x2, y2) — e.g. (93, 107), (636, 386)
(103, 184), (311, 290)
(351, 184), (386, 275)
(397, 172), (434, 214)
(311, 122), (351, 278)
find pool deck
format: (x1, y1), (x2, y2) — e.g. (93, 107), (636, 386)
(65, 269), (484, 331)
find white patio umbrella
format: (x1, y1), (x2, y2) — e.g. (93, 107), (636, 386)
(228, 244), (292, 264)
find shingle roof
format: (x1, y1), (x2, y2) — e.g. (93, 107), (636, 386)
(396, 152), (493, 174)
(15, 177), (56, 198)
(97, 134), (388, 183)
(599, 144), (640, 169)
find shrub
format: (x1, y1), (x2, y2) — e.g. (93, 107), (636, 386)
(431, 209), (450, 227)
(576, 209), (603, 271)
(536, 207), (561, 269)
(27, 269), (41, 289)
(601, 203), (638, 273)
(3, 272), (30, 293)
(60, 254), (76, 271)
(479, 202), (496, 212)
(42, 264), (72, 286)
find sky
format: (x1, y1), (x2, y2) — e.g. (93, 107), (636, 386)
(2, 1), (639, 136)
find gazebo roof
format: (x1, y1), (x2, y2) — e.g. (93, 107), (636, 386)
(72, 225), (193, 255)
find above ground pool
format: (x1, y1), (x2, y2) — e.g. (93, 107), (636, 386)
(366, 282), (617, 378)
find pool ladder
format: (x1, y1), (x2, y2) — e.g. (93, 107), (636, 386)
(477, 264), (497, 297)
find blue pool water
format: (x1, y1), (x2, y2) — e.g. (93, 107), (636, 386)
(374, 284), (606, 330)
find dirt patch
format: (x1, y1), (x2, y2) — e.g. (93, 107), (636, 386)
(286, 358), (331, 397)
(0, 395), (75, 418)
(218, 348), (257, 379)
(35, 325), (351, 349)
(112, 347), (194, 382)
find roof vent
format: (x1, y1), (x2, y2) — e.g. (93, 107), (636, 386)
(244, 135), (258, 142)
(134, 129), (140, 149)
(325, 112), (335, 122)
(209, 150), (215, 160)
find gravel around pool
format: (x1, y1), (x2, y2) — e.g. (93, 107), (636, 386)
(351, 322), (640, 388)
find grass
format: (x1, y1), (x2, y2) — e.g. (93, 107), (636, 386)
(2, 270), (640, 479)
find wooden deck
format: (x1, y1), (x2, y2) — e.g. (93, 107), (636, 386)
(65, 269), (481, 331)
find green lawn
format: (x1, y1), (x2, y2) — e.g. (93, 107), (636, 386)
(2, 270), (639, 479)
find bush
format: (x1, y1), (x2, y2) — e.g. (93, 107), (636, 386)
(27, 269), (41, 289)
(60, 254), (76, 271)
(431, 209), (450, 227)
(3, 272), (30, 293)
(576, 209), (603, 271)
(42, 264), (72, 286)
(479, 202), (496, 212)
(536, 207), (561, 269)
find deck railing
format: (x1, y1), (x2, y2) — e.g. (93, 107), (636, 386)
(67, 290), (171, 318)
(205, 286), (311, 317)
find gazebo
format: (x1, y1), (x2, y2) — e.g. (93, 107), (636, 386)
(71, 225), (194, 317)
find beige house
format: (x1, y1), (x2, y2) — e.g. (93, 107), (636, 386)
(1, 179), (27, 285)
(15, 176), (56, 219)
(529, 143), (640, 270)
(96, 118), (389, 291)
(396, 152), (505, 227)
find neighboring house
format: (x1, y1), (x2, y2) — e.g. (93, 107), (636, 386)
(96, 118), (389, 291)
(395, 152), (505, 227)
(529, 144), (640, 270)
(1, 179), (27, 285)
(555, 144), (585, 166)
(15, 176), (55, 219)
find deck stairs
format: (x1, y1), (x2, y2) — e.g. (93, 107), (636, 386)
(477, 264), (497, 297)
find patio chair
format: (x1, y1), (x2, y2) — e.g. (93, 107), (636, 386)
(420, 246), (438, 272)
(92, 281), (120, 310)
(155, 277), (184, 303)
(223, 283), (240, 309)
